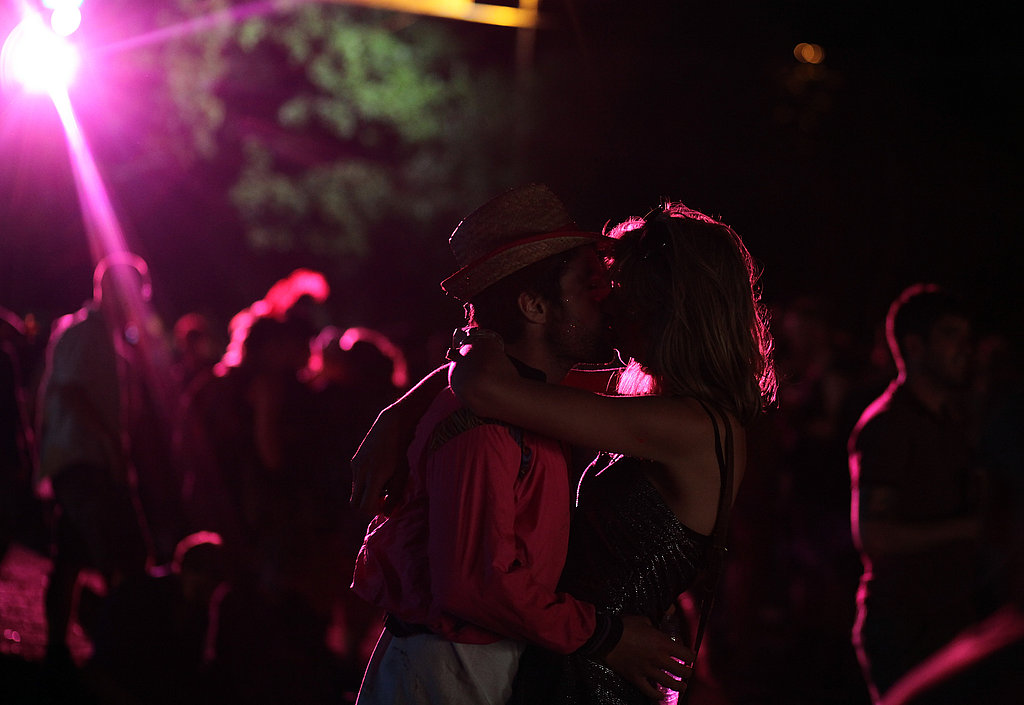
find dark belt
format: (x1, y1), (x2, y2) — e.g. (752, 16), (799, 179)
(384, 613), (434, 638)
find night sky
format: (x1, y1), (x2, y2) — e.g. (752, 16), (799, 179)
(2, 0), (1021, 371)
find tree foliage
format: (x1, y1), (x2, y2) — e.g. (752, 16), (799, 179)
(158, 2), (525, 265)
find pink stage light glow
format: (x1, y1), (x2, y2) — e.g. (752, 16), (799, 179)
(43, 0), (85, 36)
(1, 14), (80, 94)
(50, 6), (82, 36)
(48, 85), (131, 263)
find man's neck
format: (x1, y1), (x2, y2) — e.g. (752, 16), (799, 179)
(903, 373), (954, 416)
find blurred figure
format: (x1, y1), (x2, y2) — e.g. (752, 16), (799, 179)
(84, 531), (227, 705)
(309, 325), (407, 464)
(773, 295), (860, 580)
(35, 253), (155, 666)
(1, 307), (42, 560)
(172, 312), (224, 392)
(178, 269), (330, 575)
(881, 335), (1024, 705)
(776, 296), (854, 448)
(177, 311), (316, 574)
(848, 284), (984, 703)
(263, 268), (330, 322)
(327, 326), (408, 389)
(759, 296), (867, 701)
(179, 291), (348, 704)
(307, 326), (408, 677)
(218, 268), (329, 374)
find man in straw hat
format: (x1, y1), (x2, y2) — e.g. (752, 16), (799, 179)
(351, 184), (691, 703)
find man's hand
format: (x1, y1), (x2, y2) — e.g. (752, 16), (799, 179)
(350, 405), (410, 516)
(603, 614), (694, 700)
(350, 363), (452, 515)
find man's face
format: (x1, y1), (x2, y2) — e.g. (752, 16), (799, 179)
(604, 284), (647, 366)
(545, 247), (614, 366)
(920, 314), (973, 388)
(98, 265), (147, 331)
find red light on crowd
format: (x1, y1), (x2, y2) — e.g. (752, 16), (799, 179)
(1, 14), (81, 94)
(794, 42), (825, 64)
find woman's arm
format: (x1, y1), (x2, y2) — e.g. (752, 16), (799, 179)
(449, 335), (708, 466)
(350, 363), (450, 515)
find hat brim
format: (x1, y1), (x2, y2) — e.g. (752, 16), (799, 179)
(441, 231), (611, 301)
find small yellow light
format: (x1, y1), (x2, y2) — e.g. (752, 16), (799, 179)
(794, 42), (825, 64)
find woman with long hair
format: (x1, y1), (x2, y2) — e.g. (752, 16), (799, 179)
(446, 202), (776, 703)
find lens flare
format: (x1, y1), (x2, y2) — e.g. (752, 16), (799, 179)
(1, 15), (80, 93)
(51, 6), (83, 36)
(793, 42), (825, 64)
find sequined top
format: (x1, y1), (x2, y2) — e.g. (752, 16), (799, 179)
(518, 452), (711, 704)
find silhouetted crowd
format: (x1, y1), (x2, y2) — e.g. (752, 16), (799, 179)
(2, 263), (407, 704)
(1, 261), (1022, 705)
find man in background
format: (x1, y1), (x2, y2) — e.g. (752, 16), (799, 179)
(36, 253), (155, 665)
(848, 283), (984, 702)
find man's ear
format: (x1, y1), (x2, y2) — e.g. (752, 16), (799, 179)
(518, 290), (550, 324)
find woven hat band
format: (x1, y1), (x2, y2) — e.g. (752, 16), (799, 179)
(440, 231), (608, 301)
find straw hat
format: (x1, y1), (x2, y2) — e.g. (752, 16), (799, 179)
(440, 184), (609, 301)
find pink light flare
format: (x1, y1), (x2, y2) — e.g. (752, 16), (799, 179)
(48, 85), (182, 431)
(43, 0), (85, 36)
(1, 13), (79, 94)
(48, 86), (130, 265)
(50, 6), (82, 36)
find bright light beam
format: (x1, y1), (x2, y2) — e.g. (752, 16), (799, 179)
(95, 0), (276, 55)
(49, 85), (182, 431)
(1, 14), (80, 93)
(48, 86), (130, 265)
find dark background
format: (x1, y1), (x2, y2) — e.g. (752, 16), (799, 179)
(3, 0), (1022, 368)
(2, 3), (1021, 703)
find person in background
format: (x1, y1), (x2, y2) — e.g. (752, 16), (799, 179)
(35, 253), (155, 667)
(1, 307), (40, 561)
(880, 332), (1024, 705)
(848, 283), (984, 703)
(172, 312), (224, 392)
(307, 325), (409, 675)
(84, 531), (227, 705)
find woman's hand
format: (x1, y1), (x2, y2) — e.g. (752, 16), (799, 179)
(447, 327), (518, 414)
